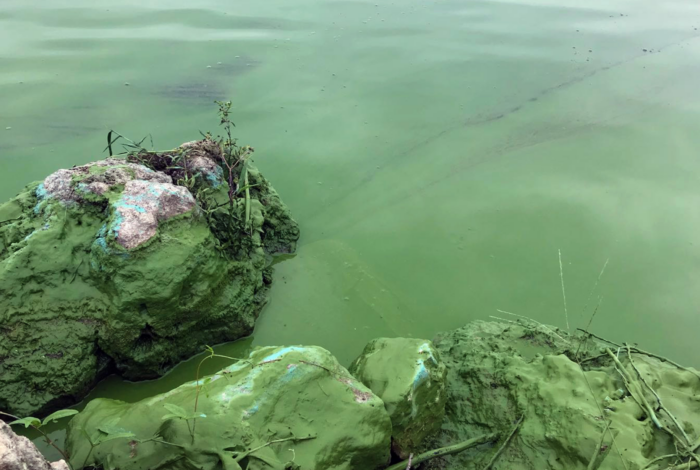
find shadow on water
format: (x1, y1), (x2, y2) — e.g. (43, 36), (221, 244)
(155, 56), (260, 103)
(157, 82), (227, 103)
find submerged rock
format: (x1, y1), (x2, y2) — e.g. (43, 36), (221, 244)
(0, 421), (69, 470)
(66, 345), (392, 470)
(0, 140), (299, 416)
(420, 320), (700, 470)
(350, 338), (447, 459)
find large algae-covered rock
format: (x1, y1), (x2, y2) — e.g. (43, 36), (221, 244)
(0, 421), (69, 470)
(422, 320), (700, 470)
(0, 140), (299, 416)
(66, 345), (392, 470)
(350, 338), (447, 459)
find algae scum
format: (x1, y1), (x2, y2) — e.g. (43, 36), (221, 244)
(2, 128), (700, 470)
(0, 137), (299, 417)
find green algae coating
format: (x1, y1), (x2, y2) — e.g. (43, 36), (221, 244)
(66, 345), (392, 470)
(350, 338), (447, 459)
(0, 157), (299, 417)
(420, 320), (700, 470)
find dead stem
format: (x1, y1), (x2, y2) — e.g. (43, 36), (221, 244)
(558, 249), (570, 332)
(587, 420), (611, 470)
(484, 415), (524, 470)
(385, 433), (498, 470)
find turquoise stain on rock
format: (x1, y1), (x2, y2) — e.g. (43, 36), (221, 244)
(114, 202), (146, 213)
(261, 346), (308, 363)
(66, 345), (390, 470)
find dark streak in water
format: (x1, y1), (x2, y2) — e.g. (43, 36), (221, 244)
(156, 57), (259, 103)
(158, 82), (226, 103)
(209, 57), (261, 76)
(312, 106), (641, 243)
(361, 27), (427, 38)
(404, 33), (698, 164)
(45, 124), (101, 135)
(69, 105), (99, 111)
(386, 31), (700, 165)
(307, 32), (700, 229)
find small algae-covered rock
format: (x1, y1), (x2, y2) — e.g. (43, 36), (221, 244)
(0, 139), (299, 416)
(0, 421), (69, 470)
(350, 338), (447, 458)
(66, 345), (392, 470)
(421, 320), (700, 470)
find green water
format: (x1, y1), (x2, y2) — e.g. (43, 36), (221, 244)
(2, 0), (700, 459)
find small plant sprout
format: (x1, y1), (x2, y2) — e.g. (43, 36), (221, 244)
(80, 420), (136, 470)
(190, 345), (248, 437)
(213, 100), (256, 208)
(161, 403), (206, 443)
(104, 101), (260, 242)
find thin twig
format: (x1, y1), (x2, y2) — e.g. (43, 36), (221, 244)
(489, 316), (523, 326)
(587, 420), (611, 470)
(495, 309), (567, 342)
(579, 353), (609, 364)
(0, 411), (19, 420)
(484, 416), (524, 470)
(626, 346), (691, 445)
(1, 411), (73, 468)
(628, 348), (700, 382)
(69, 258), (84, 284)
(573, 356), (629, 470)
(385, 433), (498, 470)
(576, 329), (622, 348)
(605, 348), (663, 429)
(299, 360), (355, 381)
(235, 435), (316, 463)
(0, 217), (21, 226)
(140, 438), (186, 449)
(665, 460), (698, 470)
(579, 258), (610, 320)
(642, 453), (678, 470)
(575, 296), (604, 360)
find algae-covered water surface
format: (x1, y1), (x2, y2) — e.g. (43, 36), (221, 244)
(2, 0), (700, 463)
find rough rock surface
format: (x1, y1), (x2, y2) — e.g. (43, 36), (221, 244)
(66, 345), (392, 470)
(0, 421), (69, 470)
(420, 320), (700, 470)
(0, 140), (299, 417)
(350, 338), (447, 459)
(112, 180), (195, 249)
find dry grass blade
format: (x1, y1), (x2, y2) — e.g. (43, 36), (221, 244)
(575, 296), (604, 360)
(588, 420), (611, 470)
(385, 433), (498, 470)
(579, 258), (610, 320)
(626, 346), (691, 445)
(495, 309), (567, 342)
(576, 329), (622, 348)
(483, 415), (524, 470)
(558, 249), (570, 332)
(606, 348), (663, 429)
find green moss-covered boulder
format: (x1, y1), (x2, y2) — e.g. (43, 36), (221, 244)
(66, 345), (392, 470)
(421, 320), (700, 470)
(0, 140), (299, 416)
(349, 338), (447, 458)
